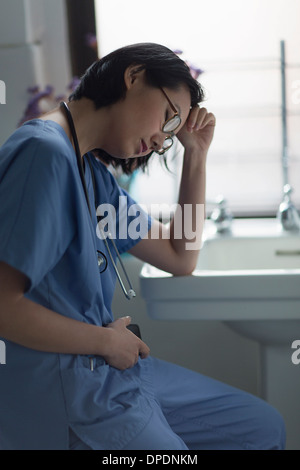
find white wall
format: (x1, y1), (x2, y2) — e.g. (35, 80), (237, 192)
(0, 0), (71, 145)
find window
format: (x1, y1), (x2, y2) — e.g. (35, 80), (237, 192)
(95, 0), (300, 217)
(66, 0), (98, 77)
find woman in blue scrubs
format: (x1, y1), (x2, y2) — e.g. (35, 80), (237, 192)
(0, 43), (285, 450)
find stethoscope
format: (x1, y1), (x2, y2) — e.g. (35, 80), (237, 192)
(60, 101), (136, 300)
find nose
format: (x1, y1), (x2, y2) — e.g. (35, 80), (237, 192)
(151, 132), (167, 152)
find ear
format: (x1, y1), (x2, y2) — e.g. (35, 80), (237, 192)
(124, 65), (145, 90)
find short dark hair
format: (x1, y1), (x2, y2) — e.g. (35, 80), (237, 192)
(70, 43), (205, 174)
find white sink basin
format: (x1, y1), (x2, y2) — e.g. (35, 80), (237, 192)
(140, 218), (300, 321)
(195, 235), (300, 271)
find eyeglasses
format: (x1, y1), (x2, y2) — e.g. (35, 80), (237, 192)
(155, 88), (182, 155)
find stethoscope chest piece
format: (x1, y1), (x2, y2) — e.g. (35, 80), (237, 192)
(97, 250), (108, 273)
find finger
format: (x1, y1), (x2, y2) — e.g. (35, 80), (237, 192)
(186, 106), (200, 131)
(197, 112), (216, 130)
(187, 107), (207, 132)
(122, 315), (132, 327)
(139, 341), (150, 359)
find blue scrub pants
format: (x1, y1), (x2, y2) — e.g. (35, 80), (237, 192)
(69, 357), (286, 450)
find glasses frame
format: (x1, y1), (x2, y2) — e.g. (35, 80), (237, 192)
(160, 87), (182, 133)
(155, 88), (182, 155)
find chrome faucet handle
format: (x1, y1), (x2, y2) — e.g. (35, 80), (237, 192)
(208, 195), (233, 233)
(277, 184), (300, 231)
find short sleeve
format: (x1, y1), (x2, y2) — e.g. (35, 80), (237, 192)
(114, 186), (152, 254)
(90, 157), (152, 255)
(0, 122), (78, 291)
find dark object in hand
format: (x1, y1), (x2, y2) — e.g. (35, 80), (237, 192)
(127, 324), (141, 339)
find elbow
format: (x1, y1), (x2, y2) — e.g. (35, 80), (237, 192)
(165, 246), (200, 277)
(170, 257), (197, 277)
(176, 266), (196, 277)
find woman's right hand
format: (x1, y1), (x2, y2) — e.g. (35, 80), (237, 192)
(102, 316), (150, 370)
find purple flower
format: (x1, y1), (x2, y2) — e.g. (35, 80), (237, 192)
(18, 77), (83, 127)
(18, 85), (54, 126)
(185, 61), (204, 79)
(173, 49), (184, 55)
(85, 33), (98, 51)
(173, 49), (204, 79)
(67, 76), (81, 92)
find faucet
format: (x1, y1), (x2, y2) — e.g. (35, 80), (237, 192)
(277, 41), (300, 232)
(207, 195), (233, 233)
(277, 184), (300, 231)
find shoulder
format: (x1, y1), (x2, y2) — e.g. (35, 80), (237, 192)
(23, 120), (75, 164)
(3, 119), (64, 146)
(0, 119), (77, 176)
(0, 120), (81, 201)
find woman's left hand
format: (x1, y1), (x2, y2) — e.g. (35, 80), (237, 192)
(176, 106), (216, 155)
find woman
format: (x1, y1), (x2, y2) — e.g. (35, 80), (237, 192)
(0, 43), (285, 450)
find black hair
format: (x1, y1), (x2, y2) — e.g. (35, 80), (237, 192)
(70, 43), (205, 174)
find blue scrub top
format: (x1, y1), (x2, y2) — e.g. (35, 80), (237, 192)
(0, 120), (153, 450)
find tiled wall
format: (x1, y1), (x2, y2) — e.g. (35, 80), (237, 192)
(0, 0), (71, 145)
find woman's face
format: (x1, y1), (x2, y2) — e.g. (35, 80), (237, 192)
(103, 68), (191, 159)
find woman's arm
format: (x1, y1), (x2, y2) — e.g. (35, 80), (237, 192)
(0, 262), (149, 369)
(129, 106), (216, 275)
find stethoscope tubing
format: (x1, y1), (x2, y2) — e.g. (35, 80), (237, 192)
(60, 101), (136, 300)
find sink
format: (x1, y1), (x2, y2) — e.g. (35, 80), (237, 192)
(195, 235), (300, 271)
(140, 218), (300, 449)
(140, 218), (300, 322)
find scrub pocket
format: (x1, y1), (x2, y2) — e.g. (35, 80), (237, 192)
(59, 354), (154, 450)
